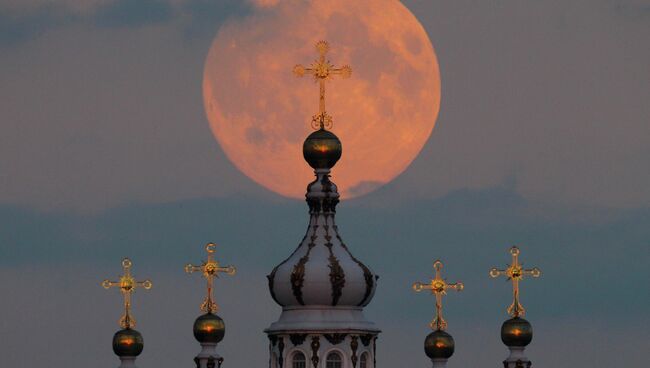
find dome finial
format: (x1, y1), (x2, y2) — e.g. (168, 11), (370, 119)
(293, 40), (352, 131)
(489, 246), (541, 317)
(185, 242), (236, 314)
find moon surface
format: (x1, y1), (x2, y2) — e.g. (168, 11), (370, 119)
(203, 0), (440, 199)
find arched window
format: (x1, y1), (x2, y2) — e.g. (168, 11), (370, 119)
(326, 352), (342, 368)
(292, 351), (306, 368)
(360, 352), (369, 368)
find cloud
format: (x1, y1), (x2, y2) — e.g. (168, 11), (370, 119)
(92, 0), (174, 28)
(0, 187), (648, 367)
(0, 0), (251, 46)
(247, 0), (280, 9)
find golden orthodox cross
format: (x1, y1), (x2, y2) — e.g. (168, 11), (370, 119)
(490, 246), (541, 317)
(102, 258), (152, 329)
(413, 260), (464, 331)
(185, 243), (236, 313)
(293, 40), (352, 130)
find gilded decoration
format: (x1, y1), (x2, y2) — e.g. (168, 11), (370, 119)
(413, 260), (464, 331)
(490, 246), (541, 317)
(185, 243), (236, 313)
(101, 258), (152, 329)
(293, 41), (352, 131)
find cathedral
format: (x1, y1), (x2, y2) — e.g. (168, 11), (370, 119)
(103, 42), (541, 368)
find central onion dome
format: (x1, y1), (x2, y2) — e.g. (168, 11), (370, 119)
(267, 128), (377, 315)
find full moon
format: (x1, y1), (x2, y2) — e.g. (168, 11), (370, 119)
(203, 0), (440, 199)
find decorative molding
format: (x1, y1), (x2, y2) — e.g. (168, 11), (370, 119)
(278, 337), (285, 368)
(290, 333), (308, 346)
(324, 333), (347, 345)
(269, 335), (278, 347)
(333, 230), (376, 306)
(350, 336), (359, 368)
(327, 253), (345, 306)
(360, 334), (373, 347)
(291, 255), (309, 305)
(311, 336), (320, 368)
(373, 336), (377, 368)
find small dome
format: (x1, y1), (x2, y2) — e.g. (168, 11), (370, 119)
(425, 330), (455, 359)
(303, 129), (342, 170)
(112, 328), (144, 357)
(193, 313), (225, 344)
(501, 317), (533, 347)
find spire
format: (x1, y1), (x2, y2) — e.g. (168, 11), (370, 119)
(267, 41), (376, 315)
(266, 41), (379, 368)
(102, 258), (151, 368)
(414, 260), (462, 368)
(186, 242), (235, 368)
(491, 246), (540, 368)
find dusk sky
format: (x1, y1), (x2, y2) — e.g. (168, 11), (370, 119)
(0, 1), (648, 367)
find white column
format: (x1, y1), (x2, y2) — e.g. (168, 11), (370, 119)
(503, 347), (530, 368)
(431, 358), (448, 368)
(118, 357), (137, 368)
(195, 342), (223, 368)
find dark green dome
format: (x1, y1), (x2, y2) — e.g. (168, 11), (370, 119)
(193, 313), (225, 344)
(112, 328), (144, 357)
(424, 330), (455, 359)
(303, 129), (342, 170)
(501, 317), (533, 347)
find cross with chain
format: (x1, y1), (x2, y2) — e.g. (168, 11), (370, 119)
(293, 40), (352, 130)
(185, 243), (236, 313)
(102, 258), (152, 329)
(490, 246), (541, 317)
(413, 260), (464, 330)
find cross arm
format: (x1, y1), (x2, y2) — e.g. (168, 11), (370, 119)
(216, 265), (236, 276)
(185, 263), (203, 274)
(137, 279), (153, 289)
(102, 280), (119, 289)
(523, 267), (541, 277)
(445, 281), (464, 291)
(330, 65), (352, 78)
(490, 268), (507, 278)
(293, 64), (310, 77)
(412, 281), (434, 292)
